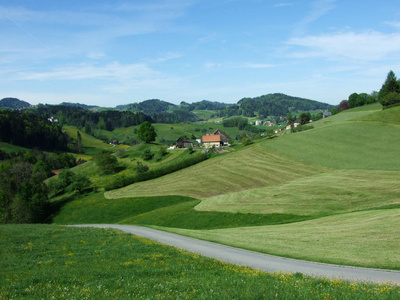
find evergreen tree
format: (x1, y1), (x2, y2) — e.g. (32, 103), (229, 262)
(379, 70), (400, 103)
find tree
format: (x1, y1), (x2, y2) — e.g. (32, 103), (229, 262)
(379, 70), (400, 103)
(381, 92), (400, 107)
(94, 151), (119, 174)
(75, 131), (82, 153)
(339, 100), (349, 111)
(137, 121), (157, 143)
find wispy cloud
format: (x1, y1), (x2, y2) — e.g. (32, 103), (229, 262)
(204, 61), (276, 70)
(14, 62), (159, 81)
(294, 0), (336, 35)
(273, 2), (294, 8)
(287, 31), (400, 61)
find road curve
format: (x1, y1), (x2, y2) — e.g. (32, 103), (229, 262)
(72, 224), (400, 284)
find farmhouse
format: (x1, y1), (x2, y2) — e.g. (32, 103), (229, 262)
(212, 129), (231, 145)
(323, 111), (332, 118)
(201, 129), (231, 148)
(202, 134), (223, 148)
(176, 137), (193, 148)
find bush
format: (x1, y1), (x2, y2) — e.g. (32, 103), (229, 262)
(142, 149), (154, 161)
(135, 161), (149, 173)
(94, 151), (119, 174)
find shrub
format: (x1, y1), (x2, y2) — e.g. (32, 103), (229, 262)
(142, 149), (154, 161)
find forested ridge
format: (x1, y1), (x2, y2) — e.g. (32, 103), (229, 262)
(0, 110), (68, 151)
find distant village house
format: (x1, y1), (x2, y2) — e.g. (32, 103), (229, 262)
(201, 129), (231, 148)
(176, 137), (193, 149)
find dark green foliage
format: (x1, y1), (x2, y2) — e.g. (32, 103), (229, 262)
(116, 99), (174, 115)
(137, 121), (157, 143)
(236, 93), (334, 117)
(142, 149), (154, 160)
(0, 110), (68, 151)
(75, 131), (82, 153)
(134, 161), (149, 173)
(379, 70), (400, 102)
(0, 161), (48, 223)
(33, 104), (152, 130)
(158, 147), (168, 156)
(94, 151), (119, 174)
(49, 169), (91, 195)
(223, 117), (248, 129)
(0, 97), (30, 109)
(381, 92), (400, 107)
(299, 112), (311, 124)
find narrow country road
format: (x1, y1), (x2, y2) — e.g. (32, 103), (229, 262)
(73, 224), (400, 284)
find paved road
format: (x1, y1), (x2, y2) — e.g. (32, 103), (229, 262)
(73, 224), (400, 284)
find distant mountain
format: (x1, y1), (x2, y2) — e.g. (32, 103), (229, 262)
(238, 93), (334, 117)
(60, 102), (99, 110)
(0, 98), (31, 109)
(116, 99), (176, 116)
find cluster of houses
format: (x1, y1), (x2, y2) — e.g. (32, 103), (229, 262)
(175, 129), (231, 149)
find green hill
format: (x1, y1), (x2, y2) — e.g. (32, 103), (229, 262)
(51, 104), (400, 269)
(0, 97), (31, 109)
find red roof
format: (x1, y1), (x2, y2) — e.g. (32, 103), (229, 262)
(202, 135), (222, 143)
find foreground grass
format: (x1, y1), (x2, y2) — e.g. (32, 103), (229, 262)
(51, 193), (400, 269)
(1, 225), (399, 299)
(166, 208), (400, 270)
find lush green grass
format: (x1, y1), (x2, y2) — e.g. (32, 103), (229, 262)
(197, 169), (400, 215)
(62, 125), (119, 155)
(51, 193), (312, 229)
(263, 121), (400, 170)
(166, 208), (400, 270)
(1, 225), (399, 300)
(0, 142), (29, 154)
(106, 144), (324, 200)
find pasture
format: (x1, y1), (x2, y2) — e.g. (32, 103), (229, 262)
(1, 225), (398, 299)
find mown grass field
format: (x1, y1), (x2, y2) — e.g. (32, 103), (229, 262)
(27, 103), (399, 299)
(105, 144), (324, 200)
(1, 225), (399, 300)
(165, 208), (400, 270)
(95, 104), (400, 271)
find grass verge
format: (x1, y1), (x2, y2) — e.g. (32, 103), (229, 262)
(1, 225), (399, 299)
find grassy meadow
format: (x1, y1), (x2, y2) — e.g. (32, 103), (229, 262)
(1, 225), (399, 300)
(95, 104), (400, 271)
(4, 103), (400, 298)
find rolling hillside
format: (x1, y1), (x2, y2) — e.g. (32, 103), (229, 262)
(52, 103), (400, 269)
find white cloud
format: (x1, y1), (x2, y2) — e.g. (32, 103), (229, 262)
(287, 31), (400, 61)
(15, 62), (159, 81)
(294, 0), (336, 35)
(385, 21), (400, 29)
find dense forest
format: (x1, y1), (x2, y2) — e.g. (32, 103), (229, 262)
(236, 93), (334, 117)
(0, 110), (68, 151)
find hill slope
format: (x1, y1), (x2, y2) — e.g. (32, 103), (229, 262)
(0, 97), (31, 109)
(53, 104), (400, 269)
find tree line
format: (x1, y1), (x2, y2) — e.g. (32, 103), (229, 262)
(339, 70), (400, 111)
(0, 110), (68, 151)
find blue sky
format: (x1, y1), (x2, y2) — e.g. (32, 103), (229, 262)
(1, 0), (400, 106)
